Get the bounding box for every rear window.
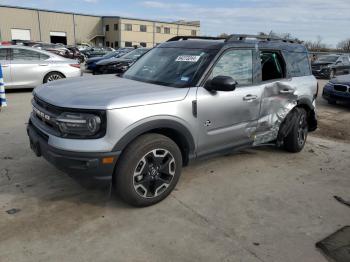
[283,51,311,77]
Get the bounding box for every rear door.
[10,48,49,88]
[254,50,297,145]
[0,48,12,86]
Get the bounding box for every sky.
[0,0,349,47]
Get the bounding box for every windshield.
[317,55,339,63]
[123,47,216,87]
[103,51,119,59]
[122,49,149,60]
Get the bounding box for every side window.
[0,49,9,60]
[283,51,311,77]
[12,49,40,61]
[40,53,50,60]
[260,51,286,81]
[210,49,253,86]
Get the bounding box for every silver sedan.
[0,46,82,89]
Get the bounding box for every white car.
[0,46,82,89]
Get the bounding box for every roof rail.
[225,34,302,44]
[167,36,226,42]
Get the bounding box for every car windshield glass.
[317,56,339,63]
[122,49,149,60]
[103,51,118,59]
[123,47,216,87]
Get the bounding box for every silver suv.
[27,35,318,207]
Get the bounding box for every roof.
[0,4,200,27]
[160,36,308,52]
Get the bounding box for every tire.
[327,99,336,105]
[284,108,308,153]
[115,134,182,207]
[43,72,65,83]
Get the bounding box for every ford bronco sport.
[27,35,318,207]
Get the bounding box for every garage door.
[11,29,31,40]
[50,31,67,45]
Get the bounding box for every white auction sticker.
[176,55,201,62]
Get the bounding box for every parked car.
[76,43,92,51]
[312,54,350,79]
[27,35,317,207]
[322,74,350,104]
[33,43,73,59]
[0,46,82,89]
[81,47,115,59]
[93,48,150,74]
[66,46,85,63]
[85,48,134,71]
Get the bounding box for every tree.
[337,39,350,52]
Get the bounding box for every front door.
[196,49,263,157]
[10,48,45,88]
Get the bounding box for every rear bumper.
[27,122,120,187]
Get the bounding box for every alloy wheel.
[297,114,308,147]
[47,74,63,82]
[133,149,176,198]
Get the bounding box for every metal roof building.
[0,5,200,48]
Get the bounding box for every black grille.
[32,96,62,136]
[333,85,348,93]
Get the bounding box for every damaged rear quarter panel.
[253,75,317,145]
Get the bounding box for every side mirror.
[205,76,237,92]
[335,61,342,65]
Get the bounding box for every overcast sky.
[1,0,349,47]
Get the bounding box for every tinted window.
[125,24,132,31]
[164,27,170,34]
[0,49,9,60]
[12,48,41,60]
[125,41,132,47]
[284,51,311,77]
[140,25,147,32]
[39,53,50,60]
[261,51,285,81]
[211,49,253,85]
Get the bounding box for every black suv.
[312,54,350,79]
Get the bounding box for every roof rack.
[225,34,302,44]
[167,36,226,42]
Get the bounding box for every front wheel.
[284,108,308,153]
[115,134,182,207]
[43,72,64,83]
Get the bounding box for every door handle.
[279,89,294,94]
[1,64,9,68]
[243,95,258,102]
[39,64,49,66]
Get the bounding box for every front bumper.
[27,122,120,186]
[322,85,350,102]
[312,68,330,79]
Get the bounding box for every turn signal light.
[102,157,114,164]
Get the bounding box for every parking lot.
[0,79,349,262]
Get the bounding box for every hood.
[33,75,189,110]
[330,74,350,85]
[312,61,334,66]
[97,57,131,66]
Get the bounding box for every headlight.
[56,112,101,136]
